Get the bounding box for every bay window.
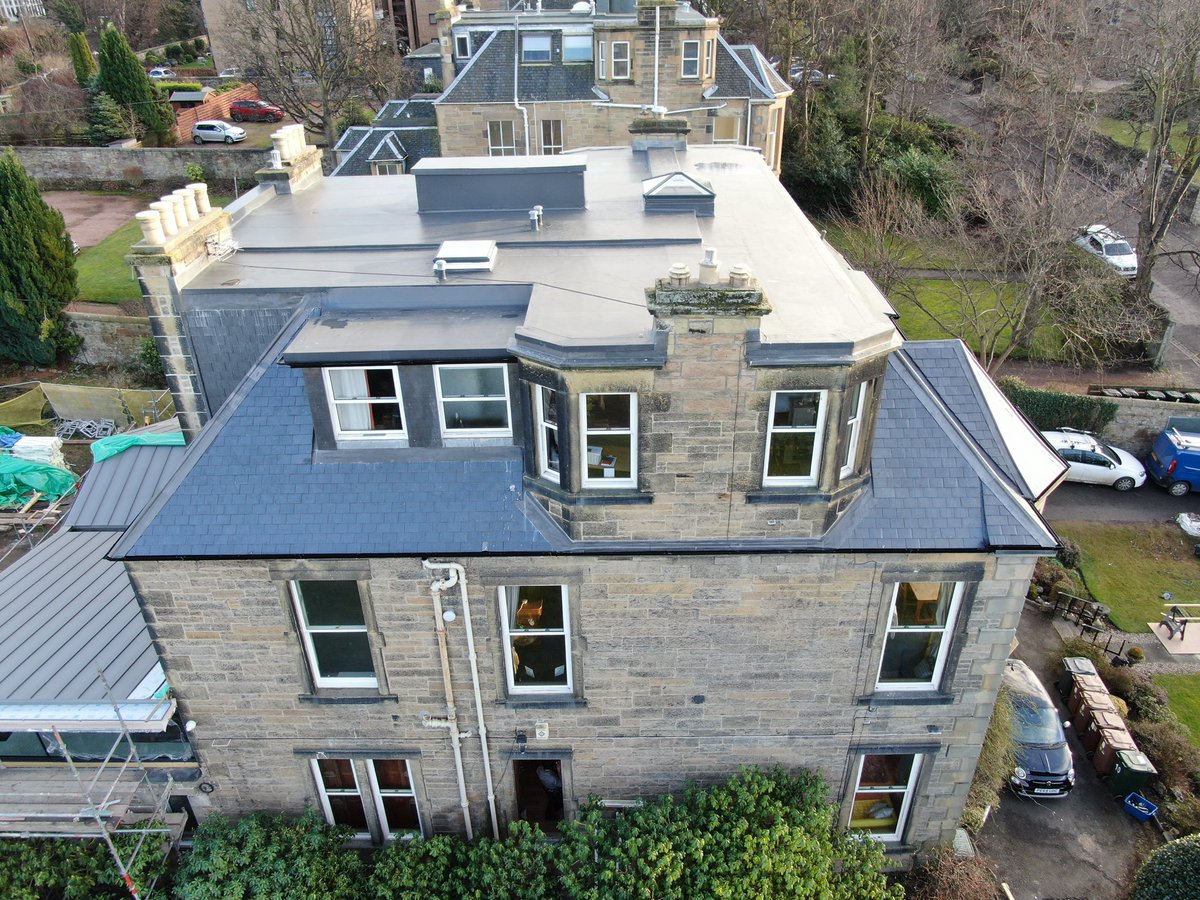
[840,381,870,477]
[763,390,826,486]
[876,582,963,689]
[534,385,561,482]
[681,40,700,78]
[612,42,630,79]
[499,585,573,694]
[323,366,404,440]
[581,392,636,488]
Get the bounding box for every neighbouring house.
[115,117,1067,857]
[433,0,791,172]
[331,97,440,176]
[0,0,45,23]
[0,439,197,858]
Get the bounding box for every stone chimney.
[255,123,323,195]
[637,0,677,27]
[648,254,768,320]
[126,182,231,439]
[436,2,461,89]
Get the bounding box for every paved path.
[44,191,144,250]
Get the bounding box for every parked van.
[1147,422,1200,497]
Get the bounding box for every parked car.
[147,67,176,79]
[191,120,247,144]
[1073,224,1138,278]
[229,99,284,123]
[1147,426,1200,497]
[218,68,244,79]
[788,64,832,84]
[1041,428,1146,491]
[1004,658,1075,798]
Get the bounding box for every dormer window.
[522,34,552,63]
[455,32,471,58]
[763,390,826,486]
[435,364,512,437]
[323,366,405,440]
[562,34,593,63]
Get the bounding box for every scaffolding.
[0,686,188,899]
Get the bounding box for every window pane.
[772,392,820,428]
[317,758,358,791]
[587,434,631,479]
[329,369,368,400]
[543,426,560,472]
[328,794,368,830]
[311,632,375,679]
[523,35,551,61]
[879,631,943,683]
[893,583,954,627]
[586,394,630,429]
[859,754,914,788]
[444,399,509,430]
[510,586,565,629]
[382,794,421,832]
[766,431,815,478]
[852,790,905,833]
[298,581,365,627]
[373,759,412,791]
[539,387,558,425]
[512,635,568,685]
[364,368,397,398]
[562,35,592,61]
[439,366,505,398]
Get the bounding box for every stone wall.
[11,145,269,191]
[128,548,1036,849]
[67,310,152,367]
[1102,394,1200,455]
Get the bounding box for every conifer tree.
[0,151,78,365]
[97,24,174,144]
[68,32,96,88]
[87,91,133,145]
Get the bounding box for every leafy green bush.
[175,810,364,900]
[336,103,373,138]
[1164,795,1200,836]
[997,377,1118,433]
[0,835,168,899]
[369,821,555,900]
[962,686,1016,833]
[164,43,183,60]
[185,162,205,182]
[1130,833,1200,899]
[193,38,208,54]
[1057,537,1082,570]
[157,81,203,93]
[1129,720,1200,796]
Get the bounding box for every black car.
[1004,658,1075,798]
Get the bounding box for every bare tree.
[221,0,396,146]
[1125,0,1200,302]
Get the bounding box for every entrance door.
[513,759,565,831]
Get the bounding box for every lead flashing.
[510,329,668,369]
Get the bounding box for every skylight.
[434,240,498,272]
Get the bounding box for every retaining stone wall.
[1102,394,1200,455]
[11,145,269,191]
[67,310,152,367]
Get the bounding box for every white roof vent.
[434,240,498,273]
[570,1,592,12]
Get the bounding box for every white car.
[1041,428,1146,491]
[147,67,176,79]
[218,68,243,79]
[192,120,247,144]
[1073,225,1138,278]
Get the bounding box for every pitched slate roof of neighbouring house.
[330,126,441,176]
[710,37,790,101]
[439,30,603,104]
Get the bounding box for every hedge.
[1130,833,1200,900]
[998,377,1118,433]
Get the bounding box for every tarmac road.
[1044,481,1199,524]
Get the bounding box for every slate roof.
[0,444,183,721]
[117,318,555,559]
[330,124,441,177]
[440,31,601,104]
[711,37,790,101]
[377,98,438,125]
[825,347,1057,551]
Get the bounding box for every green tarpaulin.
[0,456,78,508]
[91,432,186,462]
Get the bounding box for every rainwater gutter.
[513,15,532,154]
[653,5,661,110]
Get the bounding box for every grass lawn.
[1155,675,1200,741]
[820,222,975,270]
[890,278,1067,362]
[1055,522,1200,632]
[75,194,236,305]
[1095,117,1194,156]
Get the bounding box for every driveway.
[44,191,145,250]
[1044,481,1196,524]
[975,609,1152,899]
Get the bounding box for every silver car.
[1073,225,1138,278]
[192,120,247,144]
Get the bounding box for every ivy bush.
[997,377,1118,433]
[1130,833,1200,899]
[961,686,1016,834]
[174,810,363,900]
[0,835,168,899]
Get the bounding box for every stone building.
[116,120,1066,857]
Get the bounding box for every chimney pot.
[728,263,751,287]
[150,201,178,237]
[135,210,166,245]
[174,188,199,222]
[186,182,211,214]
[699,247,719,285]
[669,262,691,287]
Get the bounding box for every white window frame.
[434,363,512,438]
[597,41,606,79]
[611,41,630,79]
[850,753,923,843]
[704,38,715,78]
[762,389,827,486]
[681,40,700,78]
[290,581,378,690]
[541,118,563,155]
[487,120,517,156]
[768,105,783,169]
[321,366,405,441]
[840,381,869,478]
[522,33,552,63]
[875,582,964,691]
[498,586,573,696]
[712,115,741,143]
[581,392,637,489]
[367,759,423,841]
[534,384,561,482]
[372,161,402,176]
[454,32,471,58]
[562,34,593,63]
[311,758,371,839]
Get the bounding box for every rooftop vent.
[434,240,498,273]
